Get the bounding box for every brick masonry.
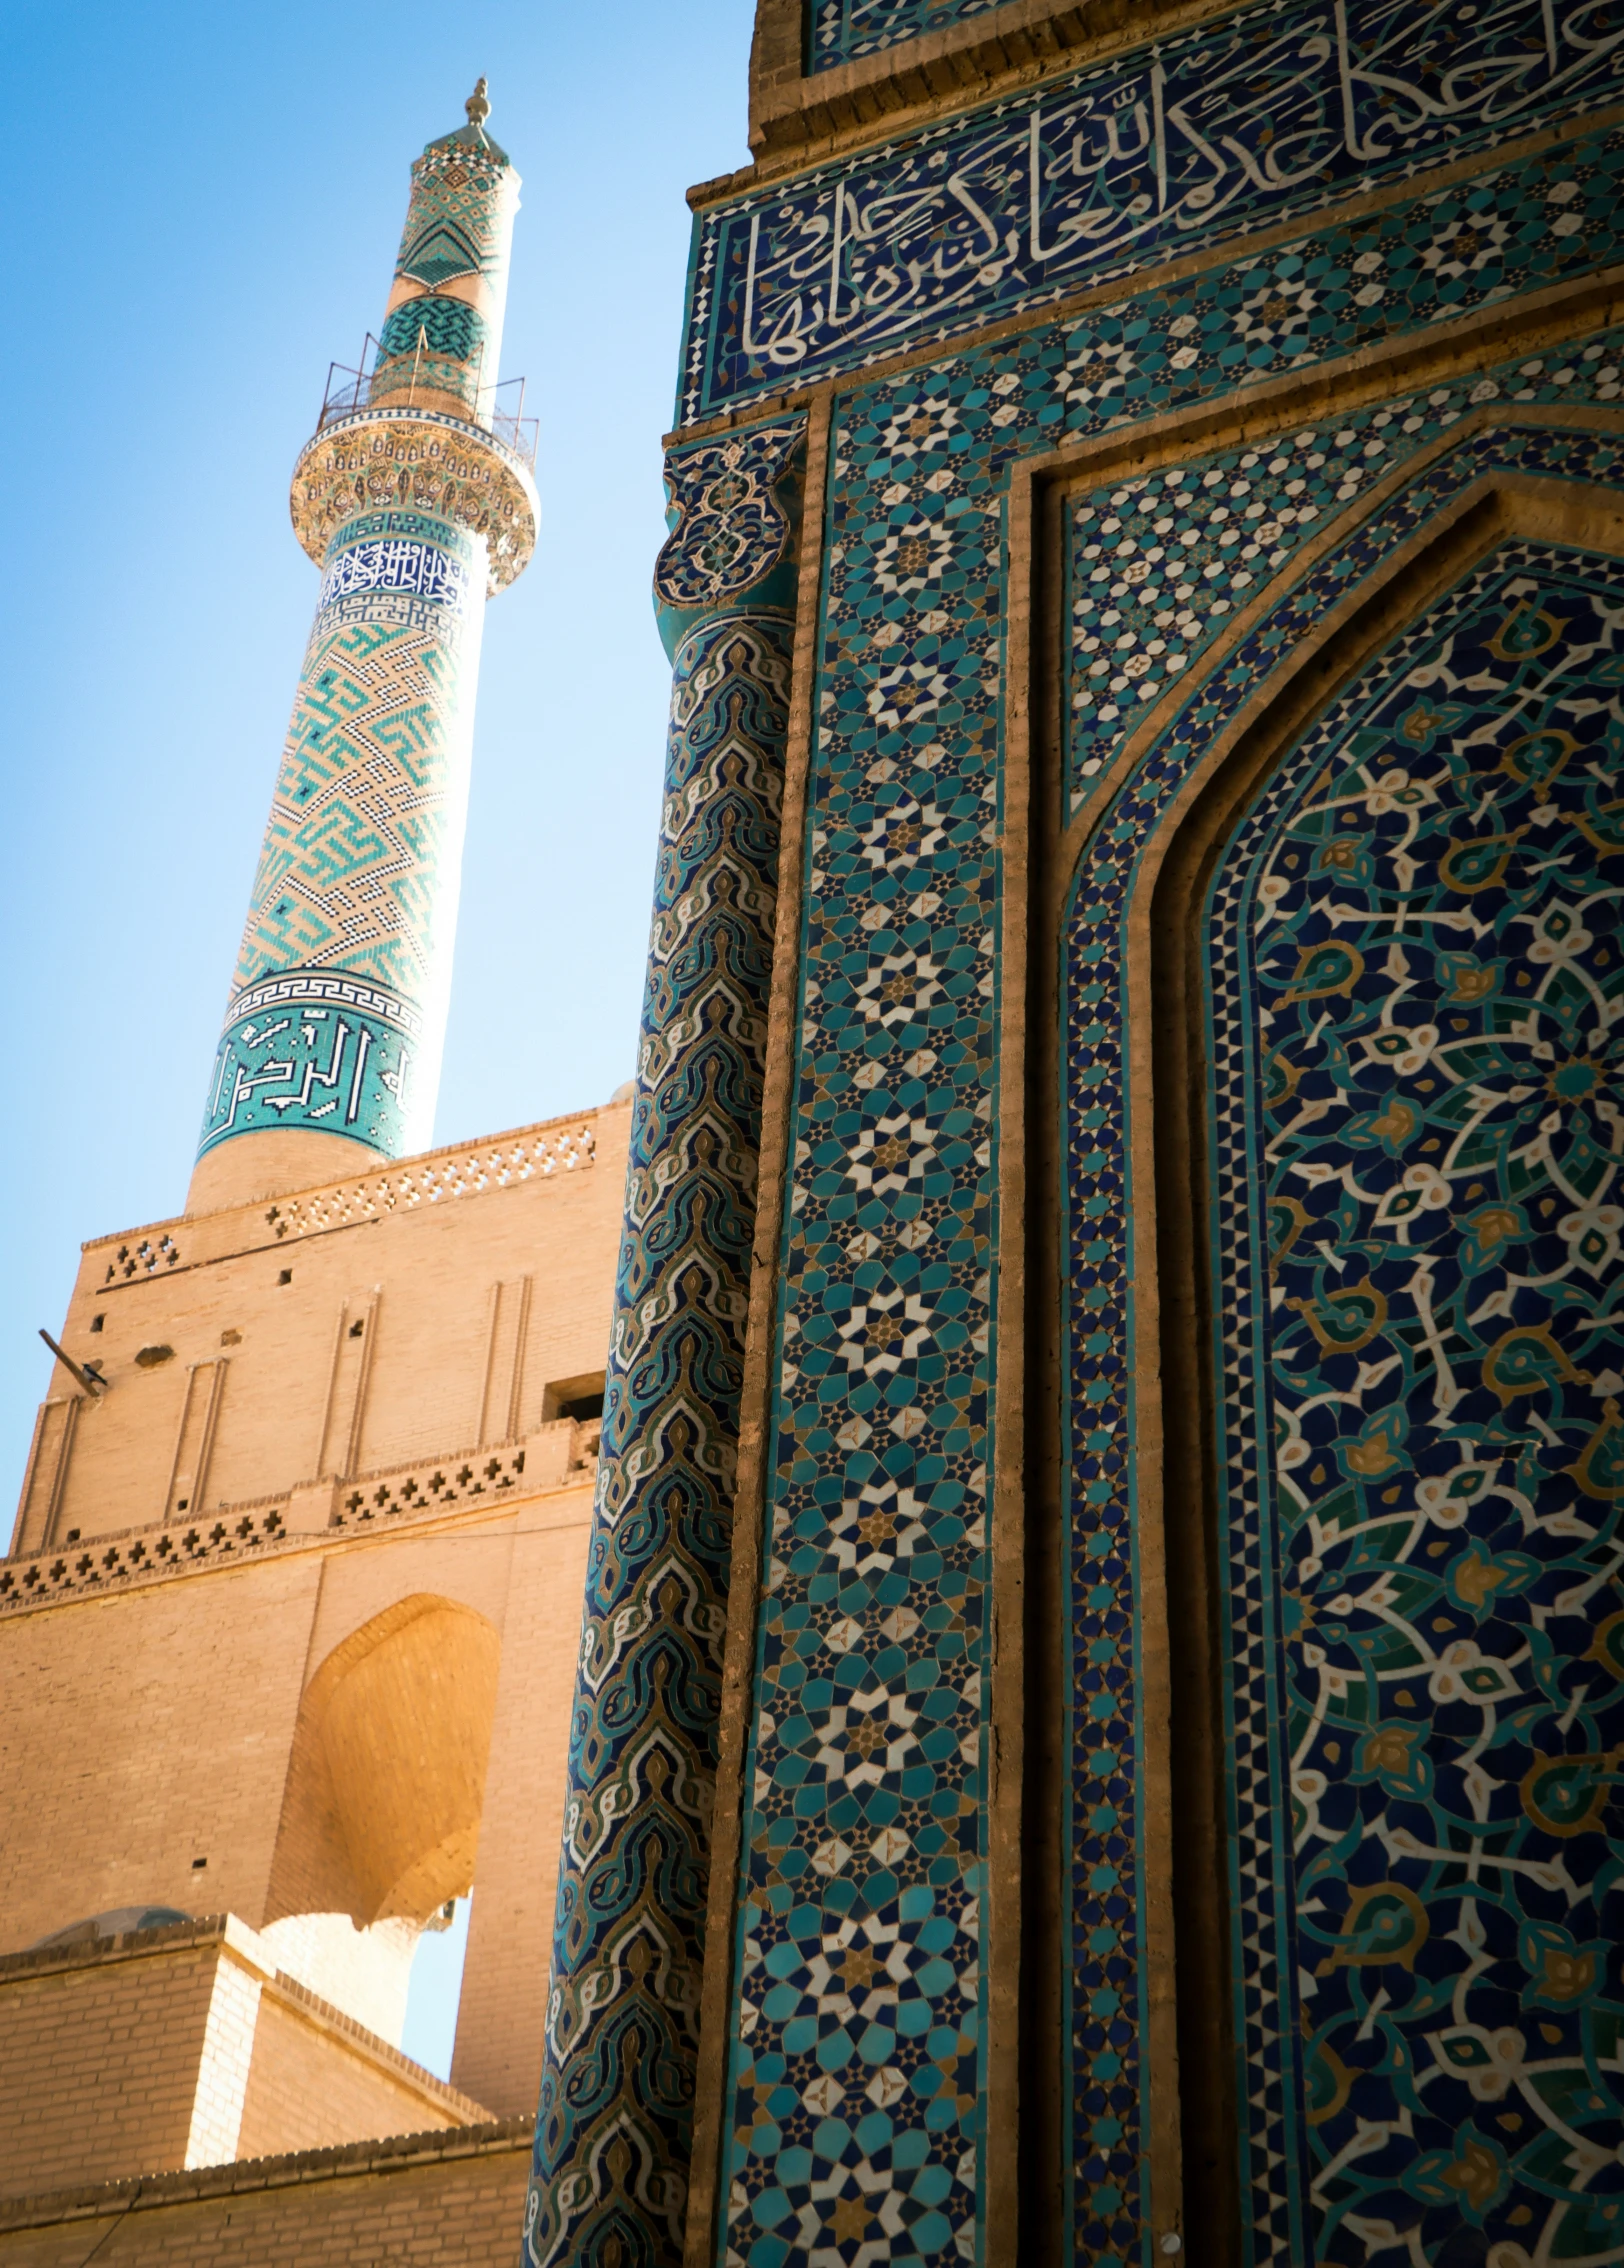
[0,2122,534,2267]
[0,1920,487,2204]
[0,1101,627,2200]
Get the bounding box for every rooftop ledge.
[0,1912,492,2130]
[1,1417,601,1612]
[0,2115,535,2232]
[84,1104,615,1266]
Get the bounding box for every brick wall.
[12,1104,628,1551]
[0,1931,223,2198]
[0,1562,322,1951]
[0,1921,490,2204]
[186,1944,262,2169]
[0,1493,593,2123]
[0,1104,620,2210]
[452,1497,593,2116]
[236,1981,476,2161]
[0,2123,533,2267]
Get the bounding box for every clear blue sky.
[0,0,755,1510]
[402,1892,471,2080]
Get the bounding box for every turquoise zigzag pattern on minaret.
[197,507,485,1162]
[195,86,534,1172]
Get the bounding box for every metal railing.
[313,334,538,470]
[485,379,538,465]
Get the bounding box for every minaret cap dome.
[425,77,510,167]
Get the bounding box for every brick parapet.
[0,1916,488,2127]
[85,1110,601,1275]
[0,2117,534,2230]
[0,1434,597,1613]
[255,1970,489,2124]
[16,1098,628,1558]
[0,1916,250,1990]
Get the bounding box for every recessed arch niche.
[265,1592,501,1930]
[1121,475,1624,2265]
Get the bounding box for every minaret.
[188,80,537,1212]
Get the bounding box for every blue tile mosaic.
[683,0,1624,417]
[199,505,487,1164]
[200,89,528,1168]
[704,114,1624,2262]
[1206,537,1624,2267]
[527,419,805,2268]
[709,381,1007,2254]
[809,0,1001,73]
[1065,353,1624,809]
[509,46,1624,2260]
[1064,422,1624,2264]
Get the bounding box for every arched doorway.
[1053,450,1624,2264]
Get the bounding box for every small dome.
[29,1906,193,1951]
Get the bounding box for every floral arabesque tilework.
[1067,344,1624,807]
[710,122,1624,2268]
[1208,538,1624,2268]
[1063,423,1624,2268]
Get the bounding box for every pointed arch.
[1054,438,1624,2261]
[265,1593,501,1930]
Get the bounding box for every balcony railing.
[314,335,538,471]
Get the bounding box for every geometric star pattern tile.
[716,157,1624,2244]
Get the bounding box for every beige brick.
[0,1108,620,2201]
[0,2123,534,2267]
[0,1924,491,2205]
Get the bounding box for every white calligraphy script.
[686,0,1624,415]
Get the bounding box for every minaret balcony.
[289,352,540,596]
[314,336,537,471]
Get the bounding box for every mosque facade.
[7,7,1624,2268]
[529,3,1624,2266]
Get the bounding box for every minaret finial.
[466,77,490,129]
